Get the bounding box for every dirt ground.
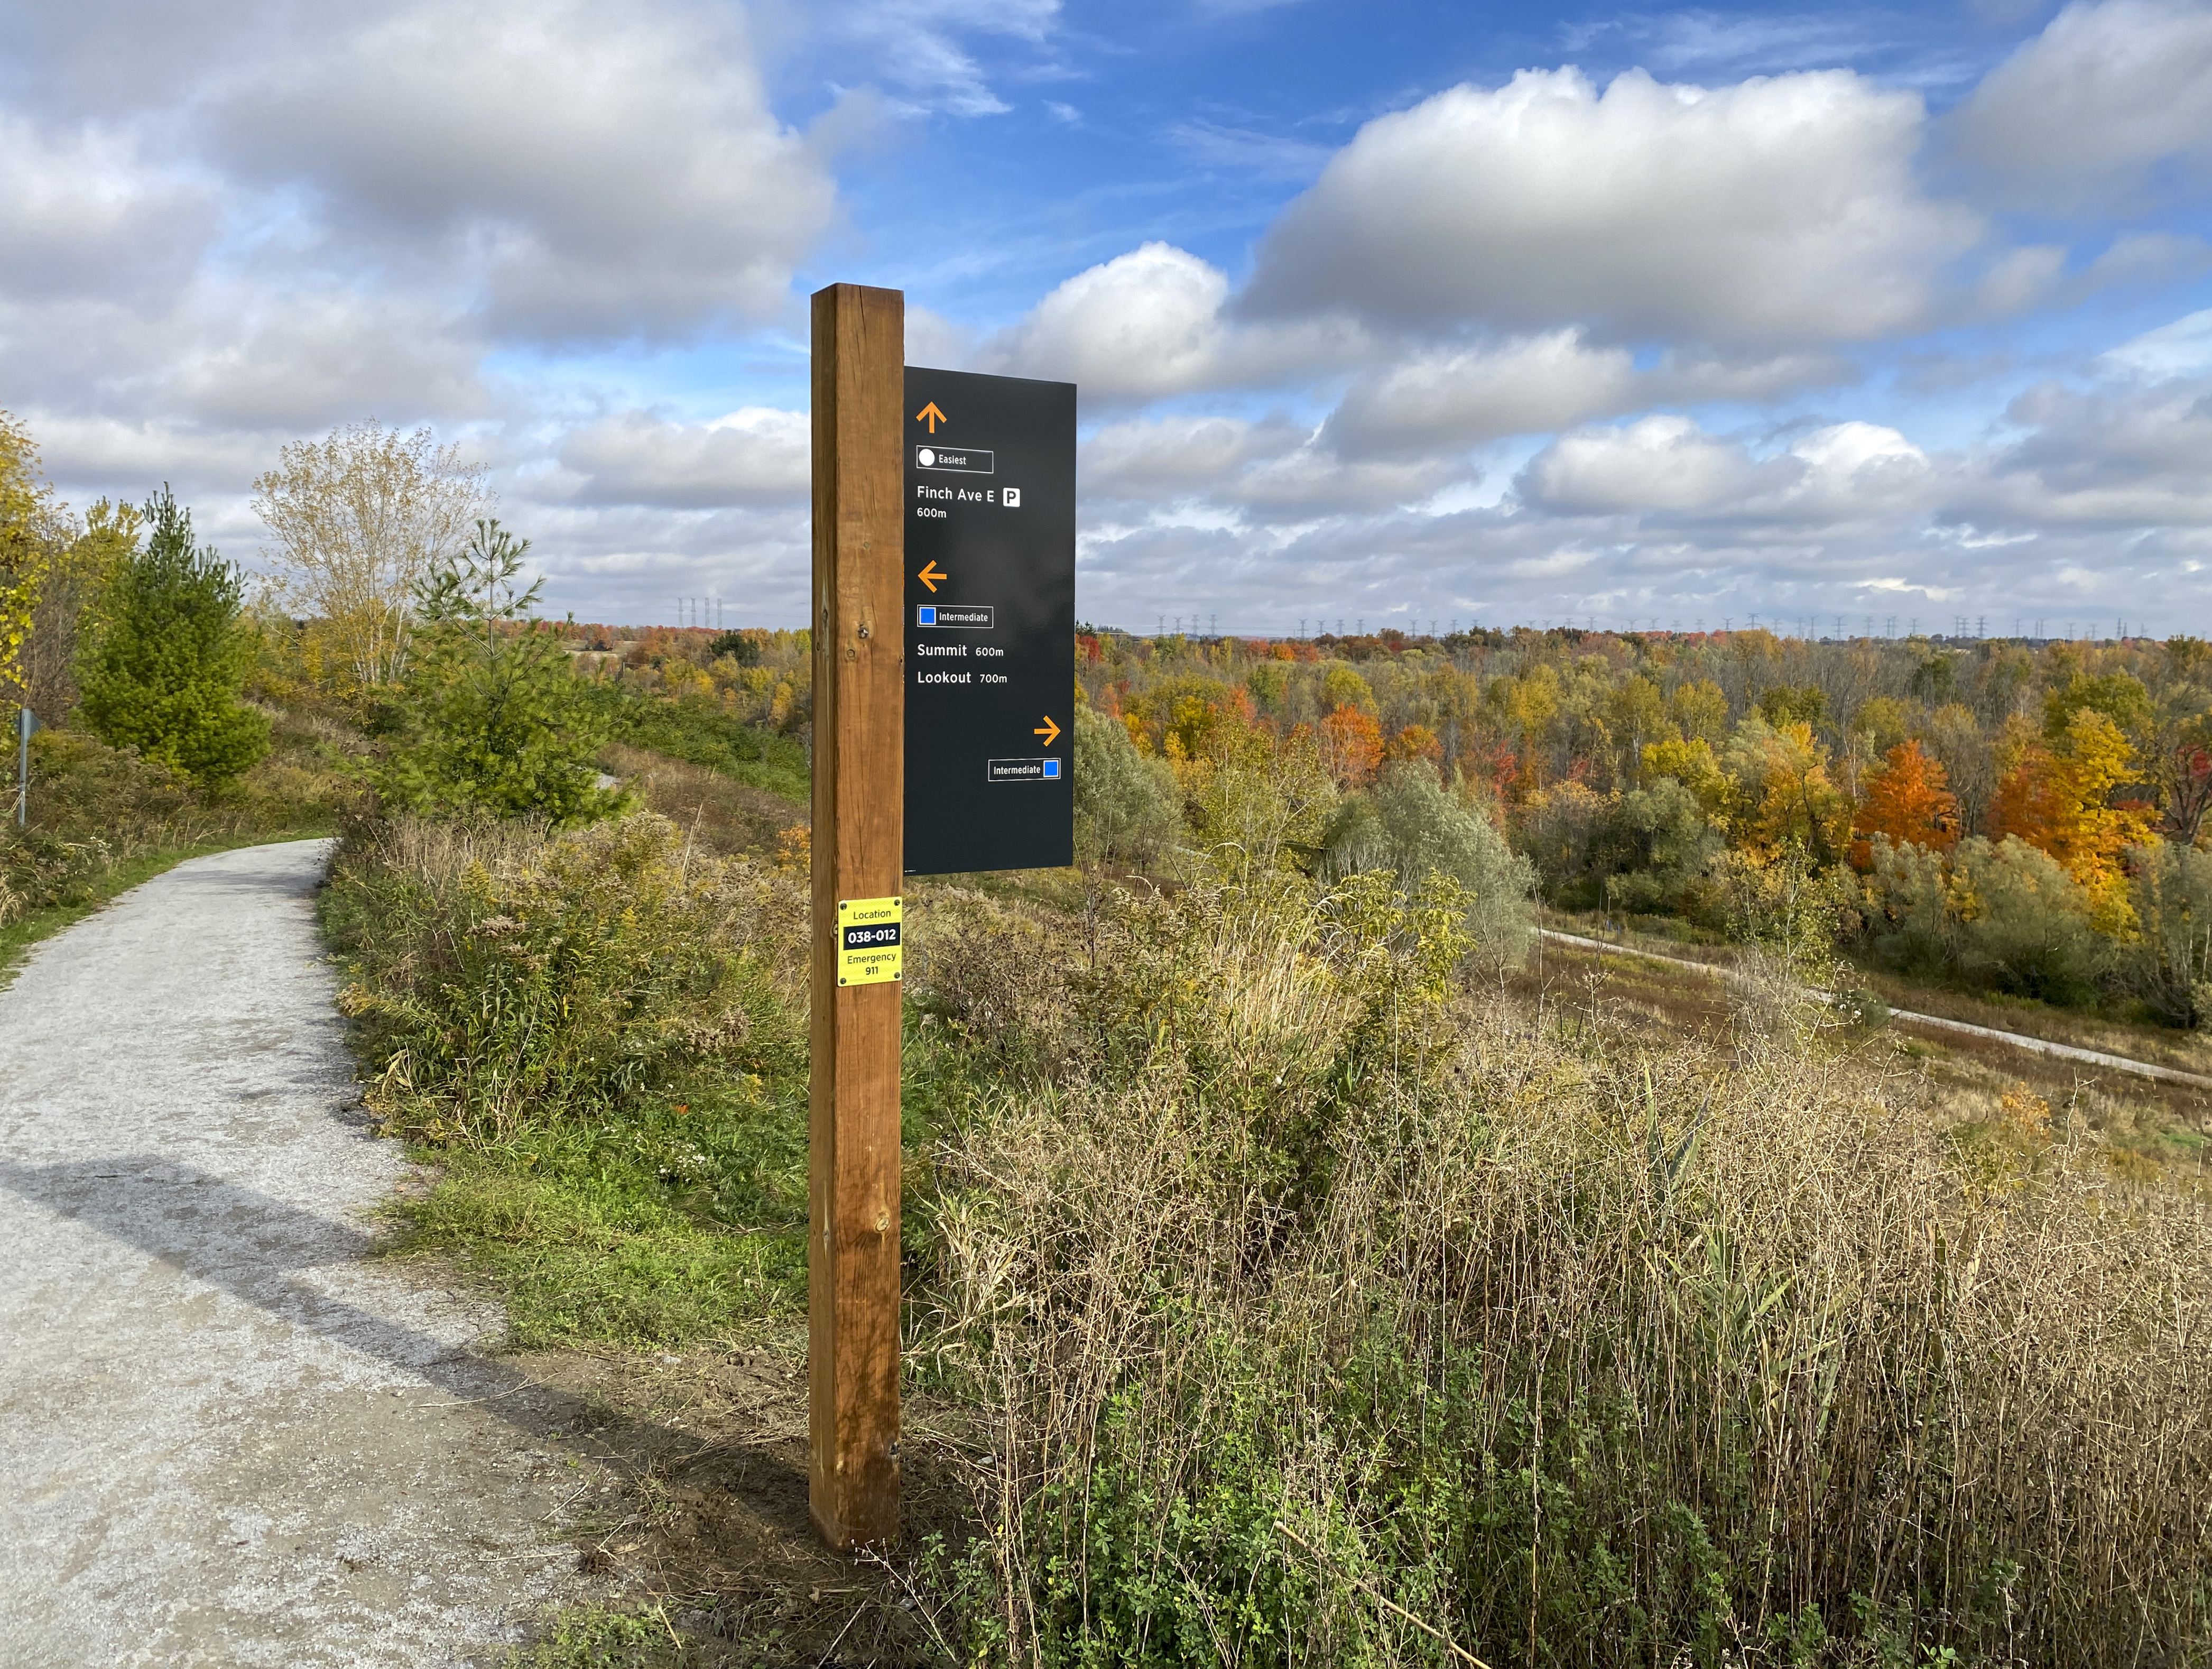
[495,1344,975,1666]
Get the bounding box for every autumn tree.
[1668,678,1730,745]
[1319,704,1384,788]
[1987,709,2156,930]
[252,421,490,690]
[0,409,70,712]
[1381,722,1443,766]
[2132,645,2212,842]
[2044,672,2153,745]
[1849,739,1959,869]
[1723,715,1850,866]
[25,498,140,717]
[1921,703,1998,834]
[1606,674,1670,781]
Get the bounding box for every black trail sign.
[903,366,1076,875]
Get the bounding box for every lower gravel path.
[0,841,601,1668]
[1541,927,2212,1090]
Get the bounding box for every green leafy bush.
[2122,840,2212,1026]
[329,812,804,1141]
[1073,705,1181,868]
[1868,835,2103,1003]
[1864,834,1953,976]
[322,812,816,1344]
[1606,776,1726,915]
[1322,760,1536,969]
[1954,836,2105,1002]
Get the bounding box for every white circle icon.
[917,448,935,468]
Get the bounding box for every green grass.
[0,829,331,987]
[503,1602,695,1668]
[586,685,809,804]
[380,1009,977,1350]
[385,1081,813,1348]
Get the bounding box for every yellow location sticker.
[837,897,903,988]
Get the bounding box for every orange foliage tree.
[1987,709,2157,927]
[1381,723,1443,766]
[1319,704,1384,788]
[1849,740,1959,869]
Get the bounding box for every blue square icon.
[1042,758,1061,779]
[917,605,937,625]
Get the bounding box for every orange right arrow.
[917,561,945,593]
[1034,715,1060,746]
[915,401,947,433]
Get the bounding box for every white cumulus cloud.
[1242,66,1983,347]
[208,0,841,343]
[1952,0,2212,211]
[548,408,812,509]
[980,242,1371,401]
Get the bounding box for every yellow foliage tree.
[25,497,141,715]
[1668,677,1730,745]
[252,421,490,690]
[1723,715,1851,866]
[1642,735,1733,824]
[0,410,69,712]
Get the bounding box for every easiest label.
[915,445,994,474]
[836,896,903,988]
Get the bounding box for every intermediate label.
[836,897,904,988]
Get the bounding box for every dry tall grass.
[913,863,2212,1666]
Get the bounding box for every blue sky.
[6,0,2211,634]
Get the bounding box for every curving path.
[0,842,599,1667]
[1542,927,2212,1090]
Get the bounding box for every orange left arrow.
[1034,715,1060,746]
[915,401,947,433]
[917,561,946,593]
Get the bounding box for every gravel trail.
[0,841,601,1668]
[1541,927,2212,1089]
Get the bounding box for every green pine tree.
[377,519,628,829]
[78,485,270,784]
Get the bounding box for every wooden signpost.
[808,282,1076,1550]
[808,282,907,1550]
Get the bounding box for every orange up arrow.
[915,401,947,433]
[1033,715,1061,746]
[916,561,946,593]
